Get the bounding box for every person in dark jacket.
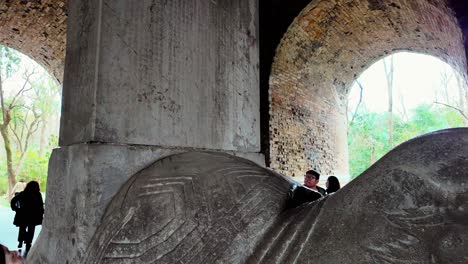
[287,170,326,207]
[287,183,323,208]
[325,176,341,194]
[10,181,44,253]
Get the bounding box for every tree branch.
[0,67,6,127]
[350,80,364,124]
[8,69,36,110]
[11,121,23,152]
[14,111,42,176]
[434,101,468,120]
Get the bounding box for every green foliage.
[0,46,21,79]
[0,149,48,195]
[0,45,61,196]
[0,145,53,195]
[16,149,50,192]
[348,104,464,179]
[0,176,7,197]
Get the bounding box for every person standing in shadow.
[325,176,341,194]
[10,181,44,254]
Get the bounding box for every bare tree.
[0,46,20,198]
[370,145,376,164]
[397,91,408,122]
[0,53,43,198]
[38,121,47,156]
[35,78,61,156]
[438,69,453,104]
[433,69,468,125]
[348,79,365,125]
[383,55,394,148]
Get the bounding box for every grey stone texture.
[70,128,467,264]
[27,145,264,264]
[60,0,260,152]
[28,144,182,263]
[83,152,290,264]
[250,128,468,263]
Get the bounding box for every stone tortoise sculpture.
[84,128,468,263]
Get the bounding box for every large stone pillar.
[61,0,260,151]
[29,1,261,263]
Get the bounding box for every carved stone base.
[83,129,468,263]
[27,144,264,264]
[29,129,468,263]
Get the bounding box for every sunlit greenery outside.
[0,45,61,201]
[347,52,467,179]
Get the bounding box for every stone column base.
[27,144,264,263]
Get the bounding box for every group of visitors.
[288,169,341,207]
[1,180,44,263]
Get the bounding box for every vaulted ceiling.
[0,0,67,83]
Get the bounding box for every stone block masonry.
[0,0,67,83]
[60,0,261,152]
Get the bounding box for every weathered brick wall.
[270,0,467,181]
[0,0,67,83]
[0,0,465,183]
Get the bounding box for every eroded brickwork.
[270,0,467,180]
[0,0,67,82]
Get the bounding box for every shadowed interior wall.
[0,0,67,83]
[269,0,467,182]
[259,0,312,166]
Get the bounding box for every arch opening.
[348,51,468,179]
[268,0,468,187]
[0,45,61,250]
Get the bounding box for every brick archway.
[0,0,67,83]
[269,0,467,183]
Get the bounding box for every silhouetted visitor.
[304,170,326,196]
[10,181,44,254]
[326,176,341,194]
[0,243,24,264]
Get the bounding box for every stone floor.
[0,205,41,250]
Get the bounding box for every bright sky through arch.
[348,52,463,117]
